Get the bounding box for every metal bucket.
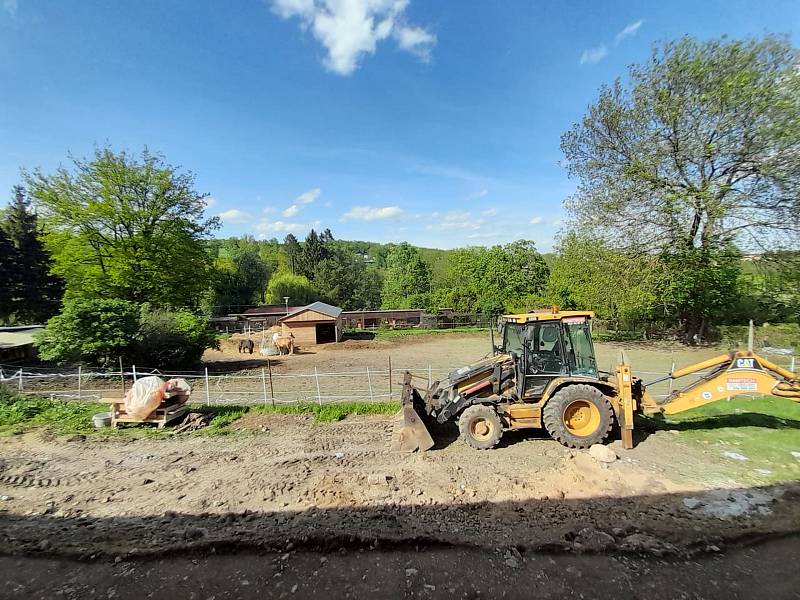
[92,411,112,428]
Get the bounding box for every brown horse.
[274,333,295,355]
[238,339,254,354]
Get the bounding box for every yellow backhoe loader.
[391,309,800,452]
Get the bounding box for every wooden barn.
[279,302,343,345]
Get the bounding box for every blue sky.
[1,1,798,250]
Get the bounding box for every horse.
[238,339,254,354]
[274,332,295,355]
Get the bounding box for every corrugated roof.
[0,327,42,349]
[240,305,303,316]
[280,301,342,321]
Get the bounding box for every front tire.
[458,404,503,450]
[543,384,613,448]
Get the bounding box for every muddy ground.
[1,414,798,562]
[4,537,799,599]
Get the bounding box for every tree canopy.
[0,186,62,323]
[381,243,432,309]
[25,148,218,309]
[561,35,800,338]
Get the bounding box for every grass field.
[0,388,399,437]
[652,395,800,484]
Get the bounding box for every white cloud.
[263,206,277,214]
[217,209,250,223]
[255,219,321,233]
[394,24,436,62]
[204,196,217,208]
[482,207,497,217]
[296,187,321,204]
[323,200,333,208]
[343,205,404,221]
[270,0,436,75]
[615,19,644,45]
[283,204,300,217]
[3,0,17,16]
[427,211,484,231]
[580,44,608,65]
[530,216,544,225]
[466,188,489,201]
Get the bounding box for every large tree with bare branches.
[561,35,800,338]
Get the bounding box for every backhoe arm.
[638,351,800,415]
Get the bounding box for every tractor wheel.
[543,384,613,449]
[458,404,503,450]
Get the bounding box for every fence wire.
[1,350,796,406]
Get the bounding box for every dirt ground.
[196,332,728,402]
[4,537,799,599]
[0,415,798,560]
[4,333,800,597]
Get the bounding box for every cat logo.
[730,357,762,371]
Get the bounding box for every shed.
[279,302,343,345]
[0,326,43,362]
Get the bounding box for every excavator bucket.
[390,405,434,452]
[389,373,435,453]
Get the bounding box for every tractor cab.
[497,310,598,399]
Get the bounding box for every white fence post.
[132,364,137,383]
[366,366,374,402]
[77,366,82,401]
[204,367,211,405]
[314,366,322,406]
[18,369,23,392]
[261,368,268,406]
[668,360,675,396]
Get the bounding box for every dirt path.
[3,536,799,599]
[1,417,798,560]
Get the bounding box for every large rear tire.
[458,404,503,450]
[543,384,613,449]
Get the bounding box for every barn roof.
[280,301,342,322]
[237,305,304,316]
[0,326,43,349]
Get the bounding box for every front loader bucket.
[390,372,435,452]
[390,405,435,452]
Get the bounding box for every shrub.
[132,309,219,369]
[35,299,141,366]
[35,299,219,369]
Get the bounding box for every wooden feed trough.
[107,397,188,428]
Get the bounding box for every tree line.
[1,33,798,367]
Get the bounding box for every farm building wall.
[282,322,318,346]
[280,314,343,345]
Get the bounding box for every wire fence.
[0,361,451,406]
[1,348,796,407]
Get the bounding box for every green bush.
[35,299,219,369]
[133,309,219,369]
[35,299,141,366]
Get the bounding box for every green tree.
[298,229,329,280]
[439,241,549,315]
[381,243,432,309]
[283,233,301,274]
[133,308,219,369]
[561,35,800,338]
[35,299,141,366]
[547,233,660,326]
[25,148,218,309]
[0,227,19,322]
[659,244,742,340]
[314,245,381,309]
[265,272,319,305]
[1,186,62,322]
